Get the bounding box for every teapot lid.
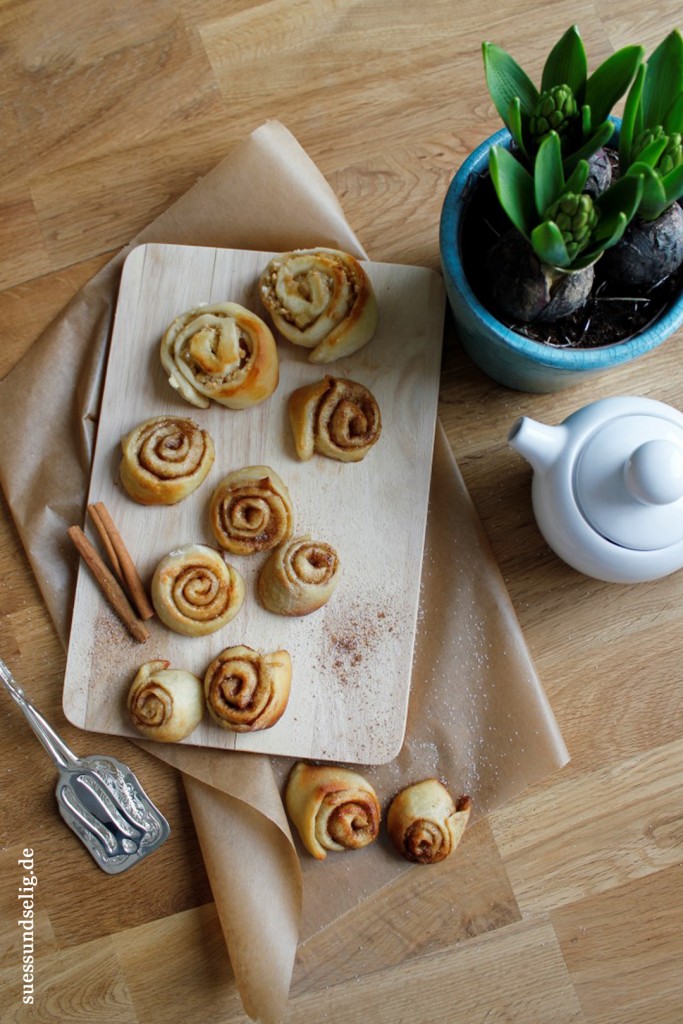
[575,414,683,551]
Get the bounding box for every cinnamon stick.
[87,503,122,578]
[87,502,155,621]
[67,526,150,643]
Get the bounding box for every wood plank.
[2,1,683,1023]
[285,917,585,1024]
[489,739,683,915]
[553,864,683,1024]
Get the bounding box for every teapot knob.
[624,439,683,506]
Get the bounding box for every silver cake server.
[0,657,170,873]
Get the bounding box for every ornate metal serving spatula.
[0,658,170,874]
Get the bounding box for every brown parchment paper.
[0,120,569,1023]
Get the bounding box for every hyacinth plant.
[485,132,643,322]
[601,28,683,286]
[483,25,643,174]
[490,132,643,270]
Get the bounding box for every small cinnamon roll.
[258,535,340,616]
[259,248,378,363]
[209,465,294,555]
[127,660,204,742]
[288,376,381,463]
[204,645,292,732]
[151,544,245,636]
[284,762,381,860]
[119,415,215,505]
[160,301,279,410]
[387,779,472,864]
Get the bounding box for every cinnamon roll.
[387,779,472,864]
[204,645,292,733]
[127,660,204,743]
[284,762,381,860]
[258,535,340,616]
[151,544,245,637]
[119,415,215,505]
[259,248,378,363]
[160,302,279,410]
[288,376,381,463]
[209,465,294,555]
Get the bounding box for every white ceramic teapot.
[508,395,683,583]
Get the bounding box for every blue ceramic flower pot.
[439,127,683,393]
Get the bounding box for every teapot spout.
[508,416,568,474]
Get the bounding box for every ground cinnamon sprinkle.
[327,603,398,681]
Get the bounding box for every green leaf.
[563,120,616,174]
[576,213,627,265]
[642,29,683,130]
[562,159,590,197]
[482,42,539,123]
[628,163,667,220]
[541,25,587,98]
[580,103,591,137]
[594,174,643,237]
[663,163,683,206]
[507,97,529,160]
[663,92,683,135]
[631,136,669,169]
[585,45,644,125]
[489,145,537,238]
[530,221,571,268]
[619,62,646,165]
[534,132,564,217]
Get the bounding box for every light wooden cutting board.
[63,242,445,764]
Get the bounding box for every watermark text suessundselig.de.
[17,848,37,1005]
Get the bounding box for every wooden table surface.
[1,2,682,1022]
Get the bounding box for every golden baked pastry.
[151,544,245,636]
[259,248,378,363]
[209,465,294,555]
[258,535,340,616]
[204,645,292,732]
[288,376,381,463]
[284,762,381,860]
[127,660,204,743]
[160,301,279,410]
[387,779,472,864]
[119,415,215,505]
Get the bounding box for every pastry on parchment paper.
[387,778,472,864]
[151,543,245,637]
[284,762,381,860]
[204,645,292,733]
[288,376,381,463]
[259,247,378,363]
[160,301,279,410]
[258,534,340,616]
[119,415,215,505]
[209,465,294,556]
[127,660,204,743]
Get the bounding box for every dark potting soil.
[459,168,683,349]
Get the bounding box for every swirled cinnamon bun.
[288,376,381,463]
[284,763,381,860]
[127,660,204,742]
[204,645,292,733]
[209,465,294,555]
[160,302,279,410]
[387,780,472,864]
[259,248,378,363]
[258,535,340,616]
[151,544,245,637]
[119,415,215,505]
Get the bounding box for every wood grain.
[1,1,683,1022]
